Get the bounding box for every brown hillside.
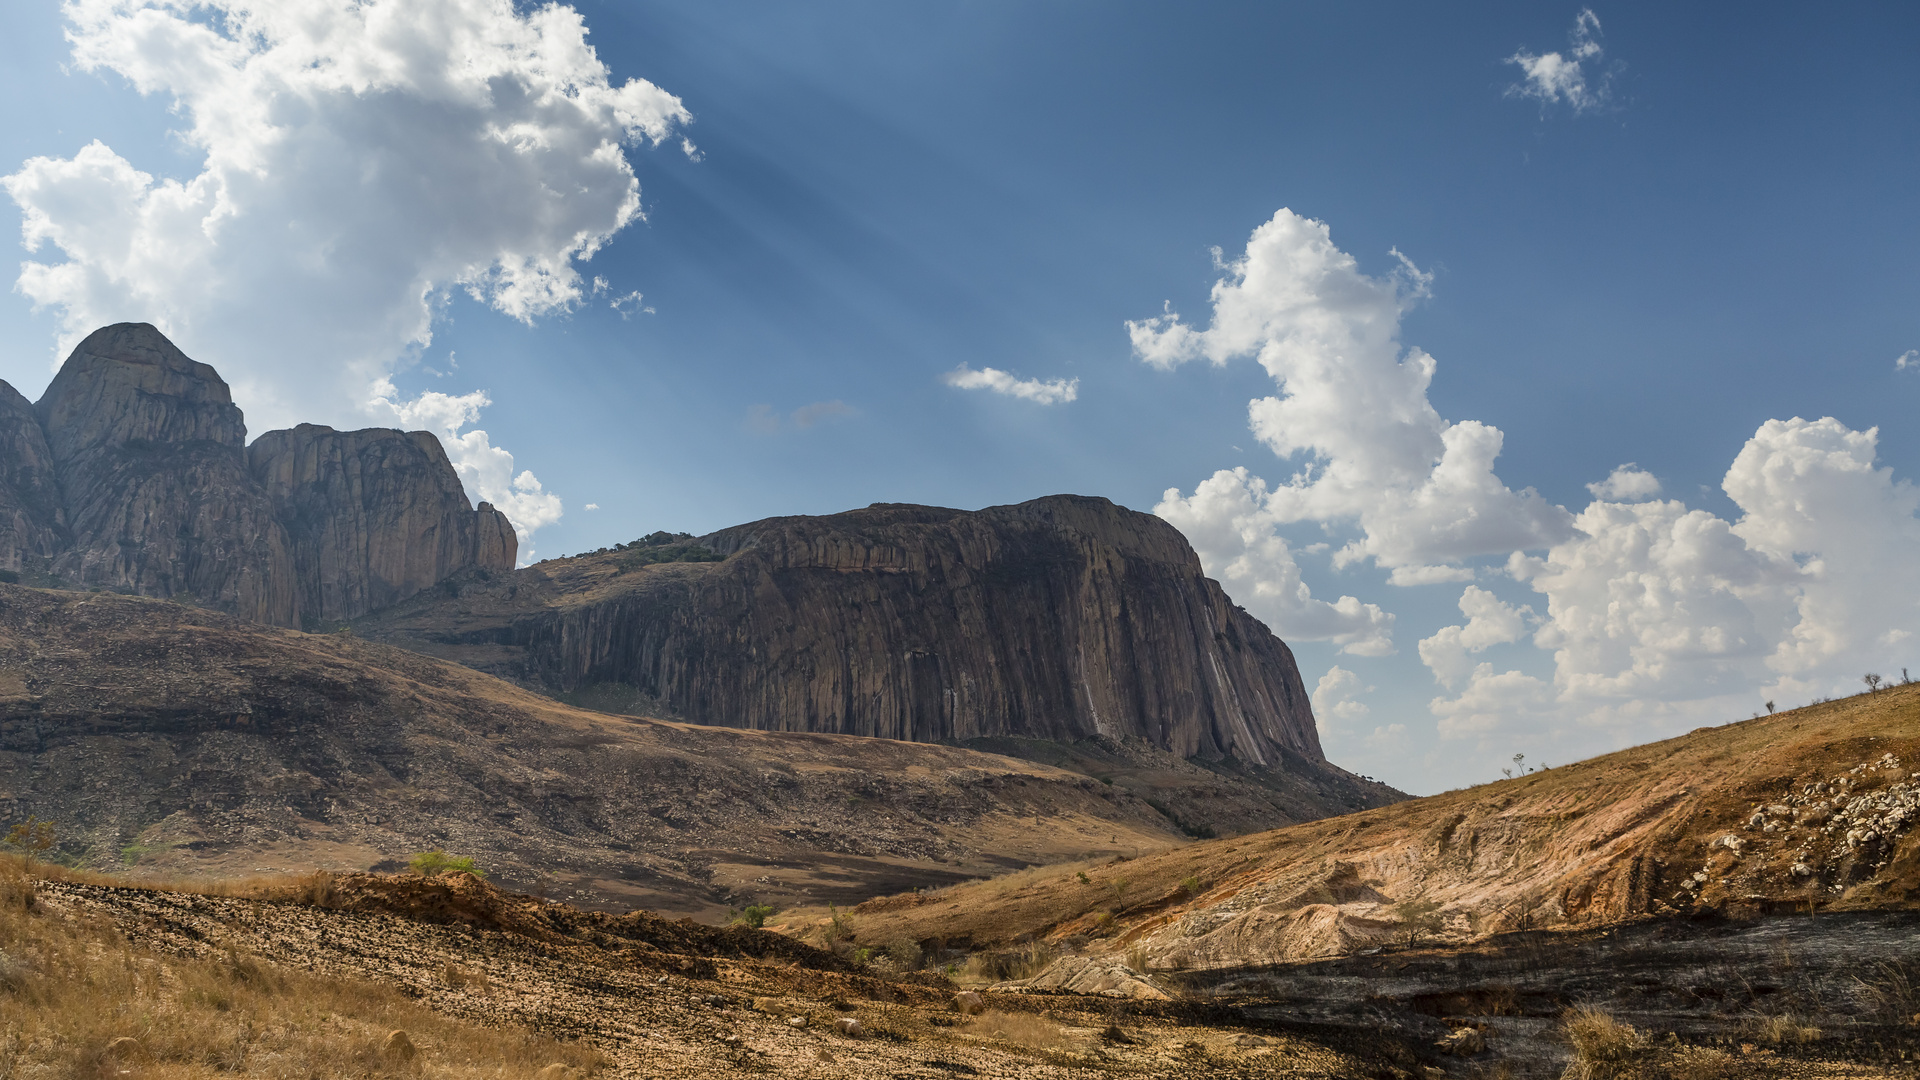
[834,687,1920,969]
[0,584,1206,918]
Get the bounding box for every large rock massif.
[363,497,1324,771]
[0,324,514,625]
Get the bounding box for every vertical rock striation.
[36,325,297,623]
[0,381,64,571]
[249,425,517,623]
[396,496,1320,766]
[0,323,515,624]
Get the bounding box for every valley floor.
[6,865,1916,1079]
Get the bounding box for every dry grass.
[1854,960,1919,1023]
[825,683,1920,960]
[1663,1045,1738,1080]
[964,1010,1077,1052]
[0,857,602,1079]
[1560,1005,1643,1080]
[1746,1013,1821,1045]
[964,942,1055,983]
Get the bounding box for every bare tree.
[1864,673,1884,693]
[1765,700,1776,714]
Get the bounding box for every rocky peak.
[36,323,247,463]
[0,324,517,624]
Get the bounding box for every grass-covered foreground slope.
[836,686,1920,968]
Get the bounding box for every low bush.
[409,850,486,879]
[732,903,777,929]
[965,942,1055,982]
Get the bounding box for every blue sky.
[1,2,1916,793]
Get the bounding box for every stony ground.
[31,874,1398,1080]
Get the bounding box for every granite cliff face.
[361,496,1324,771]
[0,381,63,570]
[0,323,514,623]
[249,424,515,623]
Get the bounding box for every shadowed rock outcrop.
[36,325,296,623]
[361,496,1323,770]
[0,323,515,624]
[249,424,517,623]
[0,381,64,570]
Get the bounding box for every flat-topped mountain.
[359,496,1338,776]
[0,324,514,625]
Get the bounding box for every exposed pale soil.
[838,687,1920,966]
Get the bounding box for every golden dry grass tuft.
[965,1010,1077,1052]
[0,856,602,1079]
[1663,1045,1739,1080]
[1746,1013,1821,1045]
[1559,1005,1643,1080]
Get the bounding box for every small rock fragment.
[788,1015,808,1028]
[1437,1027,1486,1056]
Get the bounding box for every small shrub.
[826,904,854,945]
[885,939,924,970]
[1109,878,1131,903]
[1179,874,1203,897]
[1392,898,1445,945]
[732,903,777,929]
[850,946,873,966]
[1560,1006,1643,1080]
[3,817,55,858]
[1125,943,1150,972]
[409,850,486,879]
[966,943,1054,982]
[1075,871,1091,885]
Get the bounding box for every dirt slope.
[0,584,1208,918]
[836,687,1920,967]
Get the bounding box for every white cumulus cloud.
[1133,209,1573,580]
[1586,463,1661,501]
[3,0,692,549]
[1312,665,1372,732]
[1155,467,1395,656]
[1896,350,1918,371]
[1418,585,1533,690]
[1505,9,1612,115]
[943,363,1079,405]
[1140,207,1920,762]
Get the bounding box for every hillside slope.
[837,688,1920,969]
[0,585,1215,918]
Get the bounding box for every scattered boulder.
[833,1017,865,1038]
[787,1016,808,1028]
[380,1029,417,1062]
[953,990,985,1015]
